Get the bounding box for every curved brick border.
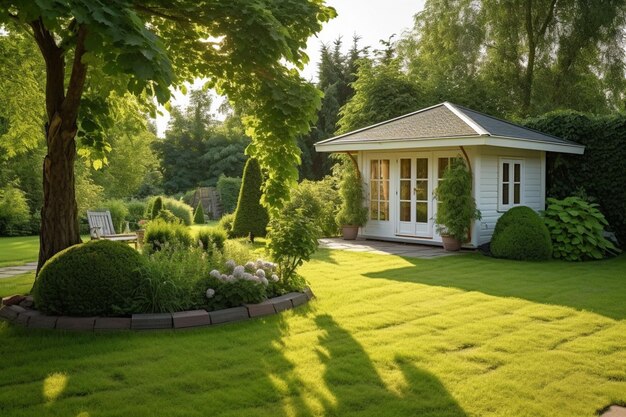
[0,287,314,332]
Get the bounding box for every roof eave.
[314,135,585,154]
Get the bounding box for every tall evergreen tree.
[299,37,366,180]
[232,158,269,238]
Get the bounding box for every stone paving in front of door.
[319,238,469,259]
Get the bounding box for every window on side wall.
[499,158,524,211]
[369,159,390,221]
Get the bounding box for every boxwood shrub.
[33,240,146,316]
[491,206,552,261]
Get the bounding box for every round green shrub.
[232,158,269,237]
[143,219,193,254]
[491,206,553,260]
[33,240,146,316]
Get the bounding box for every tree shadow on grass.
[363,253,626,320]
[314,314,467,417]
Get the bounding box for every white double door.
[396,155,433,237]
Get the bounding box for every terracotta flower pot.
[441,235,461,251]
[341,225,359,240]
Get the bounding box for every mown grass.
[0,236,39,267]
[0,249,625,417]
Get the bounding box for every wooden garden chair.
[87,211,138,249]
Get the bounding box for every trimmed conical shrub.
[151,196,163,220]
[232,158,269,237]
[194,202,205,224]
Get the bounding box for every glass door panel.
[414,158,429,235]
[397,159,413,232]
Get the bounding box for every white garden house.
[315,102,584,247]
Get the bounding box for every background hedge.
[145,196,194,225]
[232,159,268,237]
[216,175,242,214]
[523,111,626,247]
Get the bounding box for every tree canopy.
[398,0,626,118]
[0,0,335,269]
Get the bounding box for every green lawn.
[0,224,219,268]
[0,235,40,267]
[0,249,625,417]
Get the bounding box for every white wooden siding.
[477,147,545,245]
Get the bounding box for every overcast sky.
[155,1,425,136]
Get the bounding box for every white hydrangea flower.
[205,288,215,298]
[221,274,231,282]
[233,265,245,278]
[225,259,236,271]
[210,270,221,279]
[264,262,275,270]
[261,277,269,286]
[245,261,256,271]
[255,269,266,278]
[271,274,279,282]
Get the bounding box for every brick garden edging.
[0,287,314,332]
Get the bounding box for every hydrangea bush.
[198,259,279,310]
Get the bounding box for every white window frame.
[498,158,524,211]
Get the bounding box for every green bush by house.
[219,212,235,238]
[543,196,619,261]
[523,111,626,247]
[491,206,552,261]
[232,158,268,237]
[33,240,147,316]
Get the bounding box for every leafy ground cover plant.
[543,196,619,261]
[491,206,552,261]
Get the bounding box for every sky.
[154,0,425,136]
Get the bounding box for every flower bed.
[0,287,314,331]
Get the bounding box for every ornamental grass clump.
[543,196,620,261]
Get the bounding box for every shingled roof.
[315,102,584,154]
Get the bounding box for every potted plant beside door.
[336,158,368,240]
[434,160,481,251]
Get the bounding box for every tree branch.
[62,24,88,124]
[133,4,191,23]
[29,18,65,122]
[538,0,558,38]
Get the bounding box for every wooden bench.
[87,211,138,249]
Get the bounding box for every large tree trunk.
[31,20,89,276]
[37,116,82,274]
